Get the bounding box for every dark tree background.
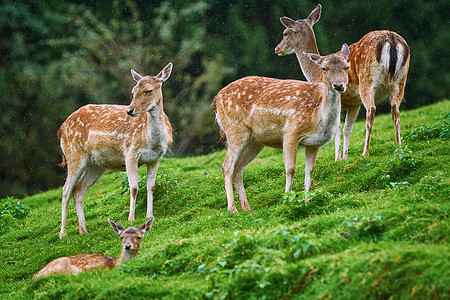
[1,0,449,198]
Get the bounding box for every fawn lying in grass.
[31,218,153,281]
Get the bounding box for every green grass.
[1,100,449,299]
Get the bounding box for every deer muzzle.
[332,83,346,93]
[127,107,135,116]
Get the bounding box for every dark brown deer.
[59,63,173,238]
[275,4,410,160]
[214,44,350,212]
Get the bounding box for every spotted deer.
[31,218,153,281]
[275,4,410,160]
[214,44,350,212]
[58,63,173,239]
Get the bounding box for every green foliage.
[0,197,31,234]
[405,112,450,141]
[115,167,178,203]
[1,74,449,299]
[1,0,450,198]
[341,213,386,240]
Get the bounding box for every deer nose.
[127,107,135,116]
[332,83,345,92]
[124,244,132,251]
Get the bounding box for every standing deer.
[32,218,153,281]
[214,44,350,212]
[58,63,173,238]
[275,4,410,160]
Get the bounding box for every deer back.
[345,31,410,103]
[214,76,326,147]
[32,253,117,281]
[59,103,172,169]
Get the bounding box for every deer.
[275,4,410,161]
[214,44,350,213]
[31,218,153,281]
[58,63,173,239]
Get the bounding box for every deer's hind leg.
[359,80,376,157]
[232,140,263,211]
[72,164,104,234]
[390,75,407,146]
[146,160,161,218]
[60,157,88,238]
[222,126,252,213]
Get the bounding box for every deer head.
[108,217,154,261]
[306,43,350,93]
[127,63,173,117]
[275,4,322,57]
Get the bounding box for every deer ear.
[108,219,125,235]
[340,43,350,58]
[305,52,322,65]
[140,217,154,235]
[156,62,173,83]
[131,69,143,82]
[307,4,322,26]
[280,17,297,30]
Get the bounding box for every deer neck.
[117,250,138,265]
[318,86,341,132]
[145,101,166,143]
[294,37,322,82]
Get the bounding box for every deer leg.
[126,155,139,221]
[304,146,320,195]
[361,85,376,157]
[72,165,104,235]
[60,158,87,239]
[342,106,360,160]
[334,121,342,161]
[146,160,161,218]
[222,128,251,213]
[391,76,407,146]
[232,141,263,211]
[283,135,300,193]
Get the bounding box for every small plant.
[115,167,178,202]
[389,181,410,190]
[341,213,386,239]
[0,197,31,234]
[405,113,450,141]
[417,172,446,196]
[377,146,418,184]
[273,189,335,221]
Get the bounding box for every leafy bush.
[0,197,31,233]
[340,213,386,240]
[200,228,320,299]
[272,189,336,221]
[405,113,450,141]
[378,146,418,188]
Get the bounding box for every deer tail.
[60,154,67,168]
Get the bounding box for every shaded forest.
[1,0,449,198]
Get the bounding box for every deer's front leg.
[283,135,299,193]
[342,106,360,160]
[304,146,320,197]
[146,160,161,218]
[335,121,342,161]
[126,155,139,221]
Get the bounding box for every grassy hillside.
[1,100,449,299]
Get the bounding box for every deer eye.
[145,90,153,94]
[136,237,141,240]
[321,67,327,71]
